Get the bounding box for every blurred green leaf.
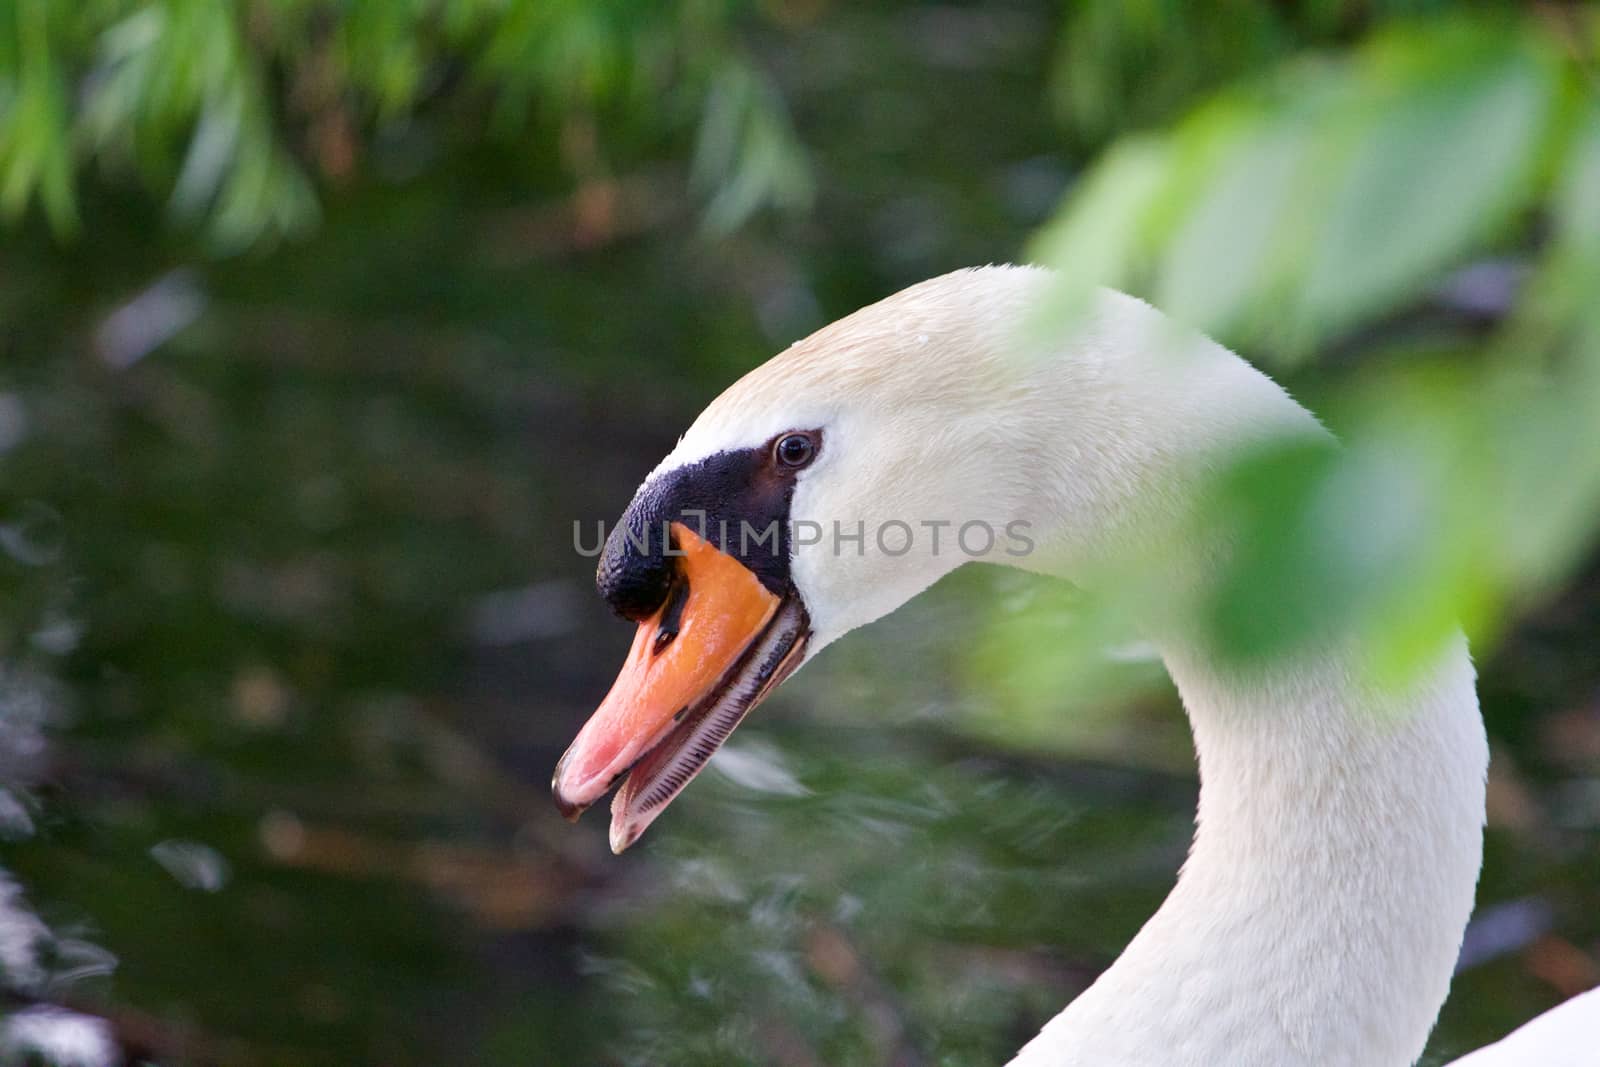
[1028,10,1600,681]
[1482,94,1600,592]
[1297,25,1557,344]
[1036,17,1571,357]
[1026,136,1170,326]
[964,571,1169,758]
[691,58,813,233]
[0,0,77,233]
[0,0,812,249]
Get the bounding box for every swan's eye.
[773,432,816,469]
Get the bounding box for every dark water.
[3,10,1599,1064]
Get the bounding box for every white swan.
[553,266,1599,1065]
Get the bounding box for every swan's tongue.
[552,522,809,852]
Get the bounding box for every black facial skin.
[596,430,822,620]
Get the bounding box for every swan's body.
[555,266,1599,1064]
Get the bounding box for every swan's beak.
[552,522,810,852]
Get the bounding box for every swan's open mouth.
[552,522,810,852]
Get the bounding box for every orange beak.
[553,522,809,851]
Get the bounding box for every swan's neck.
[992,292,1489,1066]
[1011,640,1485,1067]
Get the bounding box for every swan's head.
[552,265,1299,850]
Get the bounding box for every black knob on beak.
[597,517,676,622]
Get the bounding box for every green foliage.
[1027,10,1600,682]
[964,568,1171,759]
[0,0,811,250]
[1048,0,1493,142]
[0,0,77,233]
[691,57,813,233]
[1034,16,1581,352]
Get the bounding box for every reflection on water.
[0,1004,115,1067]
[148,840,231,894]
[584,718,1191,1066]
[1,670,118,1067]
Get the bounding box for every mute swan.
[553,266,1598,1065]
